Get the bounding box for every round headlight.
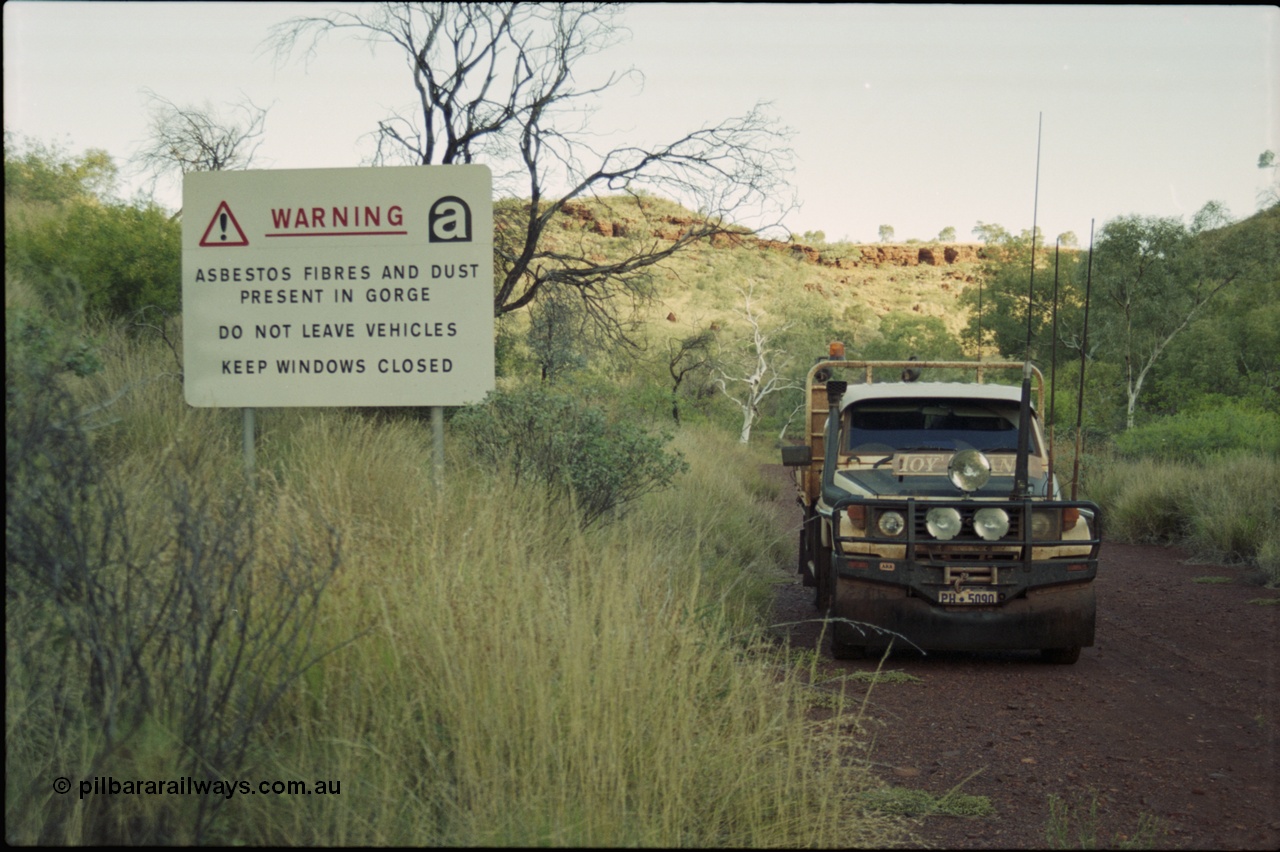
[925,507,963,540]
[877,510,906,537]
[948,449,992,493]
[973,507,1010,541]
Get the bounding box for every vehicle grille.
[918,544,1022,561]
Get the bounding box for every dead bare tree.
[268,2,795,344]
[133,90,268,185]
[714,287,800,444]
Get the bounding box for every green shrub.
[451,386,687,527]
[6,304,342,844]
[8,198,181,319]
[4,131,118,205]
[1114,400,1280,461]
[6,305,102,378]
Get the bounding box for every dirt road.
[766,469,1279,850]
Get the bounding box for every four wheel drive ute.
[781,347,1101,664]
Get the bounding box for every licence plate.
[938,588,999,605]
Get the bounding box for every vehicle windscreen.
[846,397,1033,454]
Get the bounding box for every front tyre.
[830,627,866,660]
[1041,647,1081,665]
[799,521,816,587]
[826,564,868,660]
[814,535,833,610]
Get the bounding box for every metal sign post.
[432,405,445,488]
[243,407,256,486]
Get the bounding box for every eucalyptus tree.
[1090,202,1258,428]
[713,286,799,444]
[269,2,794,345]
[956,225,1082,361]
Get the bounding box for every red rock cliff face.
[558,204,984,269]
[872,244,985,266]
[748,240,984,269]
[701,225,988,266]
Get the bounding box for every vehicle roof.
[840,381,1033,410]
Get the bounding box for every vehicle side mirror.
[781,445,811,467]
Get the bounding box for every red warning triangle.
[198,200,249,247]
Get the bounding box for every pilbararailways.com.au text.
[53,775,341,800]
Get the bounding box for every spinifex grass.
[246,425,902,846]
[1077,448,1279,584]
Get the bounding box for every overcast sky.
[5,2,1277,244]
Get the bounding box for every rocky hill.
[550,197,986,341]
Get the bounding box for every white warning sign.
[182,166,494,408]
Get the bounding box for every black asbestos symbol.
[428,196,472,242]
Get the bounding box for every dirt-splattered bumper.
[828,496,1102,653]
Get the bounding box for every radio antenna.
[1023,112,1042,362]
[1012,113,1042,499]
[1071,219,1096,501]
[1049,237,1061,492]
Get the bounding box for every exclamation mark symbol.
[220,212,228,241]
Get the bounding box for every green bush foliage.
[8,199,181,318]
[4,131,118,205]
[6,306,102,378]
[451,386,688,527]
[5,132,180,321]
[1113,399,1280,461]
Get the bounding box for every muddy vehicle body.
[782,353,1101,663]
